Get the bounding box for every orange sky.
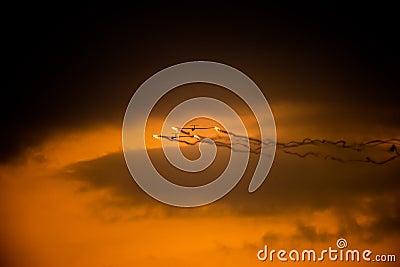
[2,4,399,266]
[1,114,398,266]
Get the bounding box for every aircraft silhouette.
[177,125,214,131]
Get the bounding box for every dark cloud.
[293,223,333,244]
[2,3,399,162]
[62,148,400,208]
[61,145,400,242]
[288,201,400,245]
[334,195,400,243]
[62,151,157,207]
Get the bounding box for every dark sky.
[1,4,400,267]
[2,3,399,162]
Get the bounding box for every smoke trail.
[154,128,400,165]
[153,135,199,146]
[154,134,261,155]
[277,138,400,151]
